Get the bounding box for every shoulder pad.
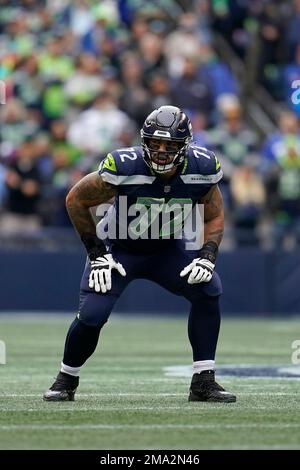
[99,146,153,185]
[184,144,222,184]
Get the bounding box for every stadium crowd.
[0,0,300,248]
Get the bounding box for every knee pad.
[201,271,223,297]
[78,292,114,327]
[77,314,107,329]
[183,271,222,302]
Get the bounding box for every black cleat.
[43,372,79,402]
[188,370,236,403]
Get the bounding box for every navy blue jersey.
[98,144,222,252]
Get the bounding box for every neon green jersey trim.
[103,153,117,172]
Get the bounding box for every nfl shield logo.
[164,185,171,193]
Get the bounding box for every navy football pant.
[63,241,222,367]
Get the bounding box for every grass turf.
[0,315,300,449]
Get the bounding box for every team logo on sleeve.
[101,153,117,172]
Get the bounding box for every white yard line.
[0,393,184,398]
[1,390,299,398]
[0,423,300,431]
[0,407,275,411]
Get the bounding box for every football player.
[43,105,236,403]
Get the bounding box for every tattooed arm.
[179,185,224,283]
[200,184,224,247]
[66,172,126,292]
[66,171,116,237]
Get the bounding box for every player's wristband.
[198,241,218,264]
[81,234,107,261]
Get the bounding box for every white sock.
[193,360,215,374]
[60,362,81,377]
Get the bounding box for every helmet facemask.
[142,136,188,174]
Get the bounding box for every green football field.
[0,314,300,450]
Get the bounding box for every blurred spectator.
[164,12,206,78]
[14,56,44,110]
[1,140,42,234]
[148,72,172,111]
[230,163,266,245]
[68,0,95,38]
[209,94,259,206]
[212,0,249,55]
[210,95,258,168]
[67,91,135,156]
[64,53,104,106]
[38,36,74,82]
[257,1,289,98]
[119,53,151,127]
[198,43,239,100]
[0,98,40,158]
[170,56,214,119]
[138,32,166,78]
[261,111,300,246]
[129,15,150,43]
[50,120,81,166]
[41,79,68,123]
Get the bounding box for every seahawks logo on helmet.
[141,105,193,174]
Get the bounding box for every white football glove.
[89,254,126,293]
[180,258,215,284]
